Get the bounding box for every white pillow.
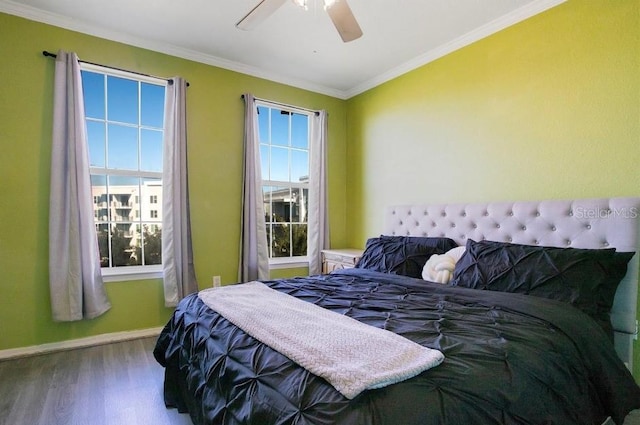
[422,246,466,284]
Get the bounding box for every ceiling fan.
[236,0,363,43]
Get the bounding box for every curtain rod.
[241,94,320,116]
[42,51,190,87]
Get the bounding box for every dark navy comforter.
[154,269,640,425]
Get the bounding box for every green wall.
[2,0,639,381]
[0,12,347,350]
[346,0,639,378]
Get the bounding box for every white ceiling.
[1,0,564,99]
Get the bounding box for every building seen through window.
[82,64,166,271]
[257,103,310,260]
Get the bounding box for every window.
[257,103,310,261]
[81,64,166,275]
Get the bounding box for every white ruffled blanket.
[198,281,444,399]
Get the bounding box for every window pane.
[258,106,269,143]
[82,71,105,119]
[141,129,163,172]
[141,178,162,221]
[260,145,269,180]
[96,223,110,267]
[270,147,289,182]
[291,188,308,223]
[111,223,141,267]
[87,121,106,168]
[291,224,307,257]
[141,83,165,128]
[107,76,138,124]
[130,188,141,225]
[301,189,308,222]
[91,175,108,222]
[270,186,290,222]
[263,186,272,222]
[107,124,138,170]
[291,113,308,149]
[271,223,290,258]
[265,224,272,257]
[291,150,308,183]
[131,224,142,256]
[142,223,162,265]
[271,111,289,147]
[107,176,138,223]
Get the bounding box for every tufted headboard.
[384,197,640,369]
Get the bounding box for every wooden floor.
[0,337,192,425]
[1,337,639,425]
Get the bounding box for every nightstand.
[321,248,364,274]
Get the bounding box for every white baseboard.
[0,327,163,361]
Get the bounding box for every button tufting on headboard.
[383,197,640,369]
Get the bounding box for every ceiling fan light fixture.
[238,0,362,43]
[323,0,337,10]
[292,0,308,10]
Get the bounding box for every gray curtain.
[162,77,198,306]
[49,50,111,321]
[307,110,330,274]
[238,94,269,282]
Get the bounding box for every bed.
[154,197,640,424]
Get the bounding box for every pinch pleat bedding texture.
[198,281,444,399]
[156,269,640,424]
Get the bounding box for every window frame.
[81,63,167,281]
[256,100,312,268]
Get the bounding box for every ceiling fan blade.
[236,0,287,31]
[326,0,362,42]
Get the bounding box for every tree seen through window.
[82,65,166,271]
[258,104,310,259]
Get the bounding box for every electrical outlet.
[212,276,221,288]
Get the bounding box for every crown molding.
[0,0,347,99]
[1,0,565,100]
[344,0,567,99]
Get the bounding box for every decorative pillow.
[422,246,466,284]
[355,236,458,279]
[450,239,634,339]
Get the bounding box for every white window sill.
[269,257,309,270]
[101,260,310,281]
[102,265,163,282]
